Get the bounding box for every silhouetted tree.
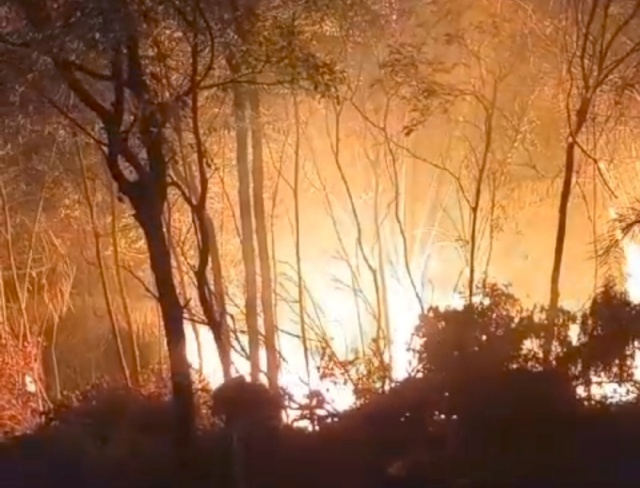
[0,0,204,449]
[547,0,640,364]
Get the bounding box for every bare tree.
[546,0,640,364]
[166,2,235,382]
[249,88,280,390]
[0,0,206,447]
[357,4,537,307]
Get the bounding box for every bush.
[5,284,640,487]
[0,374,220,488]
[563,282,640,386]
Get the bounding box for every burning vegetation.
[4,0,640,486]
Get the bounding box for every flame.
[183,216,640,408]
[622,234,640,391]
[182,243,464,417]
[622,238,640,303]
[183,317,358,414]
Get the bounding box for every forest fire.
[183,224,640,410]
[7,0,640,485]
[183,239,465,415]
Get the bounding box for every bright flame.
[23,374,36,395]
[184,227,640,409]
[184,320,358,414]
[182,243,464,417]
[622,238,640,303]
[180,196,640,408]
[623,234,640,390]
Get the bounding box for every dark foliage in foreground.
[3,285,640,487]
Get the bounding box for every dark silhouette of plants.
[415,284,538,380]
[560,281,640,395]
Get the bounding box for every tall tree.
[546,0,640,364]
[222,0,262,382]
[249,87,279,389]
[168,1,234,382]
[0,0,210,448]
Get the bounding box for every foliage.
[3,285,640,485]
[414,284,573,378]
[210,375,283,429]
[316,334,391,403]
[562,281,640,386]
[4,0,640,485]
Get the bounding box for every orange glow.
[182,206,640,410]
[622,238,640,303]
[183,241,465,415]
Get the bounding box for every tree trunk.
[110,188,141,385]
[136,204,195,448]
[234,85,261,383]
[374,174,392,375]
[545,139,577,365]
[468,87,495,305]
[203,214,233,381]
[248,87,279,390]
[193,208,233,382]
[546,98,589,365]
[292,92,310,384]
[50,315,61,401]
[165,202,204,377]
[80,157,131,387]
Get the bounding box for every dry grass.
[0,334,43,436]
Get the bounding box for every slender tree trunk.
[234,85,261,382]
[546,98,590,365]
[468,88,495,305]
[248,87,279,390]
[50,315,61,400]
[193,206,233,381]
[80,156,131,387]
[0,183,30,344]
[204,214,233,381]
[546,140,577,364]
[166,160,205,377]
[110,188,141,385]
[374,174,392,375]
[292,93,310,384]
[186,65,233,382]
[0,269,6,339]
[269,154,283,357]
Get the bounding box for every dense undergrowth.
[3,284,640,487]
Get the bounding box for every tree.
[78,142,131,387]
[210,0,343,386]
[0,0,206,448]
[249,87,280,390]
[362,0,539,306]
[546,0,640,364]
[167,3,234,382]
